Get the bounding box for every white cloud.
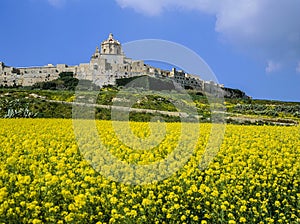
[266,60,282,73]
[116,0,300,72]
[296,62,300,73]
[116,0,164,16]
[116,0,220,16]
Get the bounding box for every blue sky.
[1,0,300,101]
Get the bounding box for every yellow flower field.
[0,119,299,223]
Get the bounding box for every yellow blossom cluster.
[0,119,299,223]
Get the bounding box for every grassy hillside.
[0,87,299,125]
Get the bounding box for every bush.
[0,99,38,118]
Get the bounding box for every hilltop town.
[1,35,299,126]
[0,33,247,98]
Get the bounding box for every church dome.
[100,33,122,55]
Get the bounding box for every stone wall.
[0,34,225,95]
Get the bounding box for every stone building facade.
[0,33,223,93]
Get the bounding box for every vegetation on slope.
[0,73,299,125]
[0,87,299,125]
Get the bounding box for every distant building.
[0,33,224,94]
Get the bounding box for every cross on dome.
[108,33,114,41]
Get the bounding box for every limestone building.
[0,33,224,93]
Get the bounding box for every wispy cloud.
[47,0,65,8]
[266,60,282,73]
[115,0,300,72]
[296,61,300,73]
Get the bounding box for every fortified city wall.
[0,33,225,95]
